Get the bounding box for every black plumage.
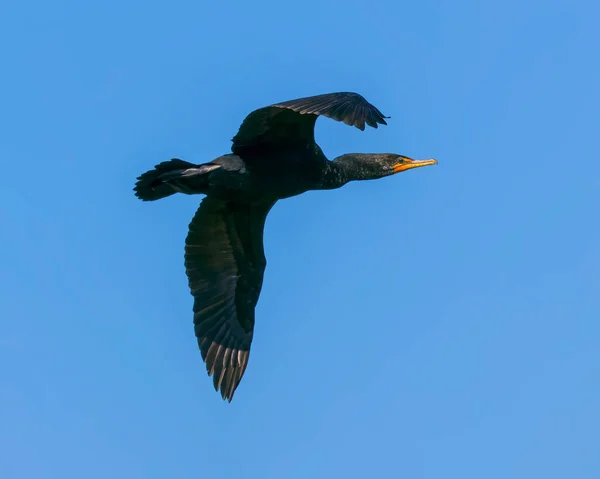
[134,92,437,401]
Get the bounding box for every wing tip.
[201,338,249,403]
[207,362,241,402]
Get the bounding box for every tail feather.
[133,158,197,202]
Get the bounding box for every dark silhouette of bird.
[134,92,437,401]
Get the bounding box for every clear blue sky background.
[1,0,599,477]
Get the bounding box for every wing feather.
[184,197,274,401]
[231,92,389,154]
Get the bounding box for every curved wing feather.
[231,92,389,154]
[184,197,274,401]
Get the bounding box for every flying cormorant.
[134,92,437,401]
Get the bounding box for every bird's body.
[191,146,329,202]
[134,92,437,401]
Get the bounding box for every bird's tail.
[133,159,198,201]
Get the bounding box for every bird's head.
[332,153,438,182]
[379,153,437,175]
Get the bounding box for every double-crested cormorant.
[134,92,437,401]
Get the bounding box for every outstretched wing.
[231,92,389,154]
[184,197,275,401]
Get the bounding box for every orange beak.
[392,157,438,174]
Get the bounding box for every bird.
[133,91,437,401]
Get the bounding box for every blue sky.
[1,0,599,477]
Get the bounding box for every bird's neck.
[319,154,383,190]
[319,161,351,190]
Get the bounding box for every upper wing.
[231,92,389,154]
[184,197,274,401]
